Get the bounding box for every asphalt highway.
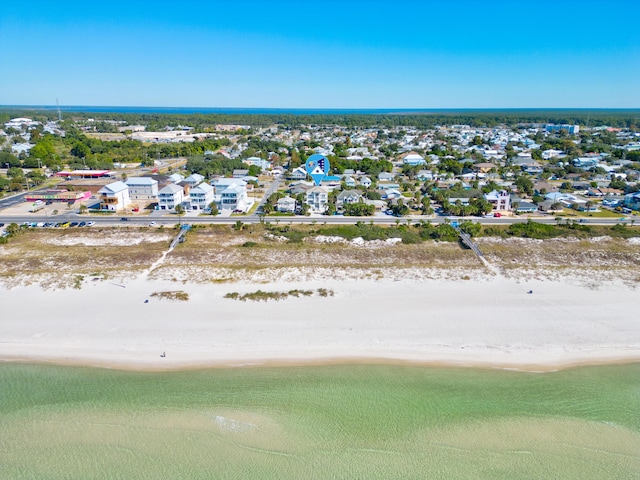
[0,212,633,228]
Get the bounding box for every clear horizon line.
[2,104,640,111]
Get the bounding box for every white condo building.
[211,178,253,212]
[189,182,214,210]
[158,184,185,210]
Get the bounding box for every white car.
[86,221,96,227]
[149,221,156,227]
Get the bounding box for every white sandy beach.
[1,273,639,371]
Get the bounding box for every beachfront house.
[484,190,511,211]
[305,186,329,213]
[336,190,363,211]
[158,183,185,211]
[98,181,131,211]
[276,196,297,213]
[125,177,159,201]
[212,178,253,212]
[189,182,214,211]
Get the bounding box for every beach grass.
[1,363,638,479]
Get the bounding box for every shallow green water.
[1,363,639,479]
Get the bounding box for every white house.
[305,186,329,213]
[336,190,363,210]
[98,181,131,211]
[378,172,395,182]
[401,152,426,166]
[212,178,253,212]
[158,183,185,211]
[343,176,357,188]
[189,182,214,210]
[288,166,307,181]
[484,190,511,211]
[125,177,159,201]
[276,196,297,213]
[360,176,372,188]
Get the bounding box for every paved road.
[255,175,282,214]
[1,213,634,228]
[0,192,31,210]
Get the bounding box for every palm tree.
[174,204,185,225]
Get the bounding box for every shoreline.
[2,352,640,374]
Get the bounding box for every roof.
[125,177,157,186]
[276,196,296,205]
[56,170,112,178]
[307,186,328,194]
[98,181,128,194]
[159,183,183,194]
[184,173,204,183]
[337,190,362,200]
[191,182,213,193]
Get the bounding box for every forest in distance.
[1,107,640,130]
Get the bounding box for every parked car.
[86,221,96,227]
[78,221,86,227]
[70,222,79,227]
[149,221,156,227]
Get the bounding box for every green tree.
[174,204,185,224]
[515,176,534,196]
[0,151,21,168]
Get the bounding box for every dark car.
[78,221,86,227]
[120,217,129,222]
[70,222,79,227]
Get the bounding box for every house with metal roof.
[189,182,214,211]
[212,178,253,212]
[305,186,329,213]
[158,183,185,211]
[336,190,363,211]
[125,177,159,200]
[98,181,131,211]
[276,196,297,213]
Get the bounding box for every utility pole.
[56,98,62,122]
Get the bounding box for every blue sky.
[1,0,639,108]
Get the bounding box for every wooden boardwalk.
[456,228,484,259]
[169,228,188,249]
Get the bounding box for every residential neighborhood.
[1,113,639,222]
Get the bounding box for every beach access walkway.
[456,228,484,259]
